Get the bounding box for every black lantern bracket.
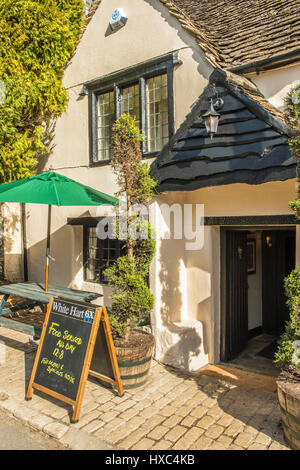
[206,82,224,110]
[202,83,224,139]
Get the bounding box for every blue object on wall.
[109,8,128,31]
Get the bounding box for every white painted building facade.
[3,0,300,372]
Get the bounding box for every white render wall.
[25,0,213,292]
[151,179,298,371]
[249,63,300,111]
[21,0,300,372]
[2,203,23,282]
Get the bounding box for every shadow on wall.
[158,238,183,324]
[27,223,80,288]
[144,0,213,87]
[157,236,202,371]
[26,221,112,305]
[34,119,57,175]
[4,255,23,282]
[196,297,210,357]
[2,203,21,253]
[2,203,24,282]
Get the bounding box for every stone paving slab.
[0,326,290,450]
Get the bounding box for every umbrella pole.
[45,204,52,292]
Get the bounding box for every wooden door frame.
[220,224,296,362]
[220,228,228,362]
[261,228,296,335]
[220,228,249,362]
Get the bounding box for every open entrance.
[220,227,296,369]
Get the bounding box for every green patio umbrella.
[0,172,119,292]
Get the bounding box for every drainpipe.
[21,203,28,282]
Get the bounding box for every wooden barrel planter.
[277,379,300,450]
[115,329,155,390]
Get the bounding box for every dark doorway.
[220,230,248,362]
[221,227,296,362]
[262,230,295,335]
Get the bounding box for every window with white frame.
[87,53,178,164]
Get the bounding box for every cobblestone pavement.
[0,327,290,450]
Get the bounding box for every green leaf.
[0,0,84,183]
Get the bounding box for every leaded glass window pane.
[97,90,115,161]
[86,227,100,282]
[120,83,140,125]
[147,74,169,152]
[94,72,170,162]
[85,226,124,284]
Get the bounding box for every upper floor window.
[87,52,180,165]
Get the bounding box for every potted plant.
[274,267,300,449]
[274,85,300,449]
[103,114,157,390]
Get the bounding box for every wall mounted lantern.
[202,84,224,139]
[266,235,272,248]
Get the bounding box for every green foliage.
[285,85,300,218]
[0,0,84,183]
[105,256,154,337]
[105,114,157,338]
[133,221,156,279]
[133,163,158,205]
[274,267,300,371]
[110,114,147,202]
[112,113,146,149]
[285,84,300,158]
[290,200,300,215]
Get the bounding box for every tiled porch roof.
[151,68,298,192]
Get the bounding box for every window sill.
[89,151,160,168]
[84,281,108,285]
[89,159,111,167]
[79,280,112,291]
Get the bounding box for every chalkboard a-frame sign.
[27,298,124,422]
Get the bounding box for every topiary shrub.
[105,255,154,338]
[104,114,157,340]
[274,267,300,378]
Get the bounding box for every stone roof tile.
[159,0,300,68]
[72,1,298,130]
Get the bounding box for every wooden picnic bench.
[0,282,102,338]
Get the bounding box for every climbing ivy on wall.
[0,0,84,183]
[285,84,300,217]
